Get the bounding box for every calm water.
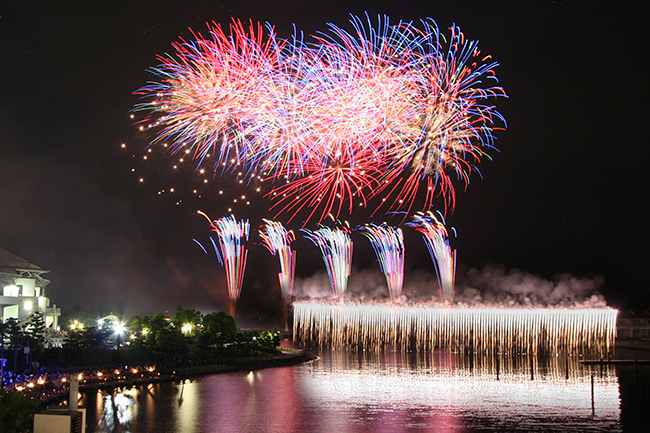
[66,350,650,432]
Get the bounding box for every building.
[0,246,60,329]
[617,312,650,339]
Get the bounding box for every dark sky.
[1,0,648,319]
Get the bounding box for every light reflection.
[94,388,138,431]
[176,379,199,433]
[296,351,621,432]
[73,351,622,432]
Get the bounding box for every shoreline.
[16,339,650,405]
[27,348,317,405]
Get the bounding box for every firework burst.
[135,15,506,224]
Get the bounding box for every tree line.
[1,306,281,373]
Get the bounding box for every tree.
[0,390,38,433]
[142,313,169,350]
[175,305,202,329]
[126,315,144,336]
[24,312,46,355]
[3,319,25,369]
[154,326,186,355]
[200,312,237,347]
[61,327,106,366]
[258,330,281,350]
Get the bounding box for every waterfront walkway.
[11,348,315,404]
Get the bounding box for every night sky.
[1,1,648,319]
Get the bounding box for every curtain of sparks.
[407,211,456,302]
[260,219,296,330]
[293,302,618,356]
[200,212,250,306]
[302,225,353,299]
[134,15,507,225]
[360,224,405,302]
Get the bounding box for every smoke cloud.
[456,264,608,307]
[294,264,608,308]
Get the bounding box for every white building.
[0,246,60,329]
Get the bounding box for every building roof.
[0,246,50,276]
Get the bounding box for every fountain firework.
[302,225,353,299]
[360,224,405,302]
[407,211,456,302]
[260,219,296,330]
[199,212,250,313]
[293,301,617,357]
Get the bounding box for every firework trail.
[260,219,296,330]
[266,150,383,224]
[360,224,405,302]
[135,15,507,224]
[199,211,250,307]
[193,237,223,265]
[302,224,353,299]
[407,211,456,302]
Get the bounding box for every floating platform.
[580,359,650,365]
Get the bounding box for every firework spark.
[260,219,296,330]
[199,211,250,308]
[360,224,405,302]
[302,224,353,299]
[293,301,618,357]
[407,211,456,302]
[135,15,507,224]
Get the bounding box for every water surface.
[68,350,649,432]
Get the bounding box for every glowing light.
[293,301,617,356]
[260,220,296,330]
[114,322,126,335]
[199,211,250,305]
[135,15,507,224]
[302,225,352,299]
[70,319,84,330]
[360,224,405,302]
[407,211,456,302]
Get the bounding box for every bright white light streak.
[293,301,618,356]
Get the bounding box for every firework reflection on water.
[297,350,621,432]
